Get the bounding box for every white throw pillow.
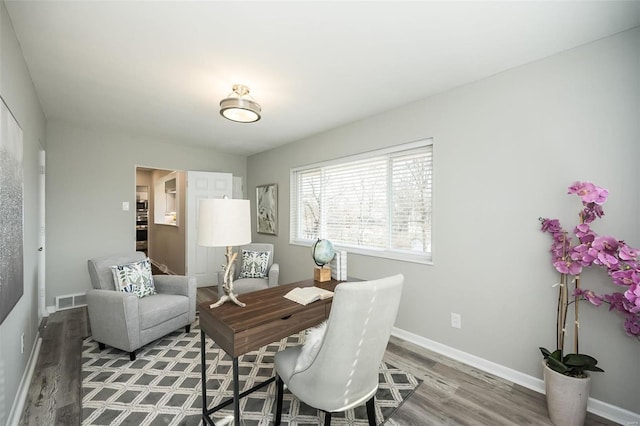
[295,321,328,372]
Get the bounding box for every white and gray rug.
[82,318,420,426]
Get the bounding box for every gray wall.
[45,122,246,306]
[247,28,640,412]
[0,2,47,423]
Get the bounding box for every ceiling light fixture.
[219,84,261,123]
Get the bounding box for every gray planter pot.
[542,360,591,426]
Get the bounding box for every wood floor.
[19,287,618,425]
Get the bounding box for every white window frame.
[290,138,433,264]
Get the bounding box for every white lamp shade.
[197,198,251,247]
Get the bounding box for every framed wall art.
[256,183,277,235]
[1,97,24,325]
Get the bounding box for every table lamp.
[197,198,251,308]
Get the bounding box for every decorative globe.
[311,239,335,267]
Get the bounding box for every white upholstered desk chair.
[273,274,404,426]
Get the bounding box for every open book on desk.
[284,286,334,306]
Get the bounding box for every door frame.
[38,147,46,317]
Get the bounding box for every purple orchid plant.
[540,181,640,344]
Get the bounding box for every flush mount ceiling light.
[219,84,261,123]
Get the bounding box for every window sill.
[290,239,433,265]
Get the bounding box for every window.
[290,139,433,263]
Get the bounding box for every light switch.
[122,202,130,211]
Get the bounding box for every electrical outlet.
[21,333,24,354]
[451,313,461,329]
[122,201,130,211]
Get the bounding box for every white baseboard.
[391,327,640,425]
[7,334,42,426]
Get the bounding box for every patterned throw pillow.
[239,250,270,278]
[111,258,157,298]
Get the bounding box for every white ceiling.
[5,1,640,156]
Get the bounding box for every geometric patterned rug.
[82,317,421,426]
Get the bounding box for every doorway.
[135,167,186,275]
[135,167,239,287]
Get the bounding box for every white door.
[186,171,233,287]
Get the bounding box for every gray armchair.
[273,274,404,425]
[217,243,279,297]
[86,252,196,361]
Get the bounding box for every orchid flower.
[541,181,640,342]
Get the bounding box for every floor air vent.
[55,293,87,311]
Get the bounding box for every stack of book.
[330,251,348,281]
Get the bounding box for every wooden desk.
[198,278,340,426]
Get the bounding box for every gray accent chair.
[87,252,196,361]
[217,243,279,297]
[273,274,404,426]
